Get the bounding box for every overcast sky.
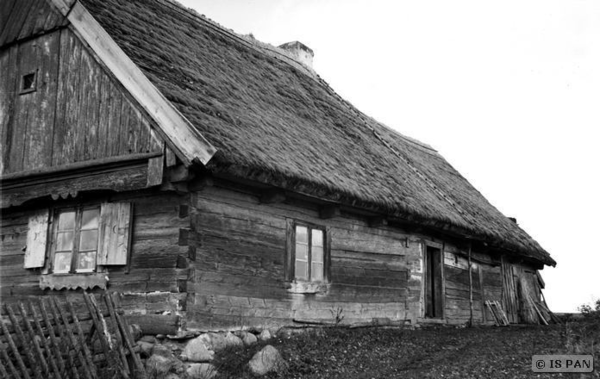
[178,0,600,313]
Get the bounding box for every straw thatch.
[80,0,555,266]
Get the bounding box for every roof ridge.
[158,0,318,79]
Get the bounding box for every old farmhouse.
[0,0,556,330]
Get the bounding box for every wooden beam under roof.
[260,188,286,204]
[319,205,340,219]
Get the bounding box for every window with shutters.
[24,202,132,290]
[52,206,100,274]
[285,220,330,293]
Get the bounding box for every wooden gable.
[0,26,164,175]
[0,0,69,46]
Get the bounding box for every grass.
[211,323,597,379]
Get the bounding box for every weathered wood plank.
[146,155,164,187]
[74,40,95,162]
[60,28,82,165]
[16,0,40,41]
[51,28,69,166]
[331,228,407,256]
[107,80,123,157]
[23,31,60,170]
[0,44,18,174]
[0,0,17,39]
[0,0,34,46]
[125,314,179,336]
[96,72,109,158]
[165,146,177,167]
[82,42,101,161]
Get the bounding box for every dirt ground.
[215,324,599,378]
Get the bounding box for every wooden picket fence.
[0,292,146,379]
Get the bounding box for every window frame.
[49,205,101,275]
[285,219,331,284]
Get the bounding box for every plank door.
[425,246,444,318]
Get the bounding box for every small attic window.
[20,72,37,94]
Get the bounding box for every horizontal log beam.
[188,175,214,191]
[0,152,161,183]
[369,216,388,227]
[319,205,340,219]
[260,188,286,204]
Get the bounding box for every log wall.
[0,191,188,316]
[187,185,424,330]
[0,27,162,175]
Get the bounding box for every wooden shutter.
[24,210,50,268]
[98,202,132,265]
[284,219,295,281]
[324,226,332,282]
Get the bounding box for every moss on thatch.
[80,0,555,266]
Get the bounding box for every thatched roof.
[79,0,555,266]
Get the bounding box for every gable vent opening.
[20,72,37,94]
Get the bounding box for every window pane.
[312,246,323,263]
[81,209,99,230]
[311,229,323,247]
[295,243,308,261]
[54,252,72,273]
[76,251,96,272]
[56,231,74,251]
[296,226,308,244]
[312,262,323,281]
[295,261,308,280]
[79,230,98,251]
[58,211,75,231]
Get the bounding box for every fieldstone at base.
[242,332,258,346]
[187,363,218,379]
[225,332,244,348]
[248,345,286,376]
[146,354,177,378]
[183,337,215,362]
[258,329,271,341]
[152,344,174,358]
[197,333,227,352]
[136,341,154,357]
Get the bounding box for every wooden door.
[425,246,443,318]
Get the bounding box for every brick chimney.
[278,41,314,68]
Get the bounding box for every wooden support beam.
[0,151,161,182]
[167,164,192,183]
[468,241,474,327]
[260,188,286,204]
[188,175,213,192]
[160,182,188,193]
[368,216,388,227]
[146,156,164,187]
[125,314,179,336]
[319,205,340,219]
[165,147,177,167]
